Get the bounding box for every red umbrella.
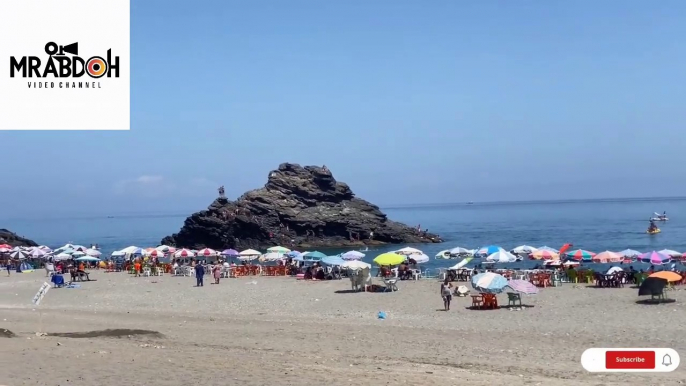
[0,244,11,249]
[559,243,573,256]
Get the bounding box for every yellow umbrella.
[373,252,405,266]
[649,271,682,282]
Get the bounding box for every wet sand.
[1,270,684,385]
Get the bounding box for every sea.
[3,197,686,272]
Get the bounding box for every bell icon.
[662,354,672,366]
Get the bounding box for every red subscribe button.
[606,351,655,369]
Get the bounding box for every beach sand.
[1,270,684,385]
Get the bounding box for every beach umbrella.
[302,251,326,261]
[474,245,503,256]
[75,256,100,262]
[267,246,290,254]
[407,253,430,264]
[530,250,559,260]
[506,279,539,295]
[322,255,345,266]
[449,257,473,270]
[10,249,29,259]
[72,245,88,252]
[221,249,239,256]
[658,249,681,258]
[147,249,165,258]
[259,252,283,262]
[449,247,471,255]
[54,252,71,261]
[471,272,508,294]
[649,271,682,282]
[373,252,405,266]
[38,245,52,252]
[341,250,365,260]
[111,250,126,257]
[72,251,86,257]
[239,249,261,256]
[174,249,196,258]
[155,245,171,252]
[565,249,596,261]
[606,266,624,275]
[85,248,101,257]
[341,260,371,270]
[30,248,47,258]
[511,245,538,254]
[395,247,423,256]
[0,248,10,254]
[593,251,623,263]
[485,250,517,263]
[638,251,671,265]
[537,246,559,253]
[638,277,668,296]
[0,244,11,249]
[196,248,218,257]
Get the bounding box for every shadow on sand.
[1,328,16,338]
[49,329,165,339]
[635,298,676,305]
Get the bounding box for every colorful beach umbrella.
[147,249,165,257]
[174,249,196,258]
[196,248,218,257]
[471,272,508,294]
[373,252,405,266]
[221,249,239,256]
[530,250,559,260]
[558,243,573,256]
[649,271,682,282]
[474,245,503,256]
[485,250,517,263]
[506,279,539,295]
[341,250,365,260]
[593,251,623,263]
[566,249,596,261]
[302,251,326,261]
[637,251,671,265]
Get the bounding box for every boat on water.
[647,228,661,235]
[651,212,669,221]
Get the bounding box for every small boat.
[647,228,661,235]
[650,217,668,221]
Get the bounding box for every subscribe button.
[581,348,680,372]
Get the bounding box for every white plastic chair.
[142,267,151,277]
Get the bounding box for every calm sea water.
[3,198,686,271]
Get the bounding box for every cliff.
[161,163,442,250]
[0,229,38,247]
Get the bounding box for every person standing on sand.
[440,278,453,311]
[195,263,205,287]
[212,264,221,284]
[6,260,11,276]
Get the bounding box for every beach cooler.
[51,274,65,288]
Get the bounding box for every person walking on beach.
[195,263,205,287]
[440,278,453,311]
[6,260,11,276]
[212,264,221,284]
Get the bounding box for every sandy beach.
[1,270,684,386]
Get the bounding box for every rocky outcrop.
[161,163,442,250]
[0,229,38,247]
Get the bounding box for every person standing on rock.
[195,263,205,287]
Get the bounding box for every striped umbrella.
[530,250,559,260]
[637,251,671,265]
[566,249,596,261]
[196,248,218,257]
[10,249,29,259]
[471,272,508,294]
[593,251,623,263]
[506,279,539,295]
[147,249,165,257]
[30,248,47,258]
[173,249,196,258]
[474,245,504,256]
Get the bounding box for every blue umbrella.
[302,251,326,261]
[474,245,503,257]
[471,272,508,294]
[322,255,345,266]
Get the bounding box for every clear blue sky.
[2,0,685,218]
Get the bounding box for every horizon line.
[380,195,686,209]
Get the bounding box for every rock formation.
[161,163,442,250]
[0,229,38,247]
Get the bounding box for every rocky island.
[162,163,442,250]
[0,229,38,247]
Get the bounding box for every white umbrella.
[341,260,371,270]
[449,247,471,255]
[658,249,681,257]
[72,245,88,252]
[0,247,11,253]
[72,251,86,257]
[120,246,141,254]
[485,250,517,263]
[563,261,580,266]
[260,252,283,262]
[606,266,623,275]
[341,250,365,260]
[449,257,473,270]
[618,249,641,258]
[239,249,261,256]
[38,245,52,252]
[538,246,559,253]
[54,252,71,261]
[407,253,429,264]
[512,245,538,254]
[30,248,47,258]
[111,250,126,257]
[395,247,423,256]
[85,248,102,257]
[75,256,101,262]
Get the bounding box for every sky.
[1,0,686,218]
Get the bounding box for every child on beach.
[440,278,453,311]
[213,264,221,284]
